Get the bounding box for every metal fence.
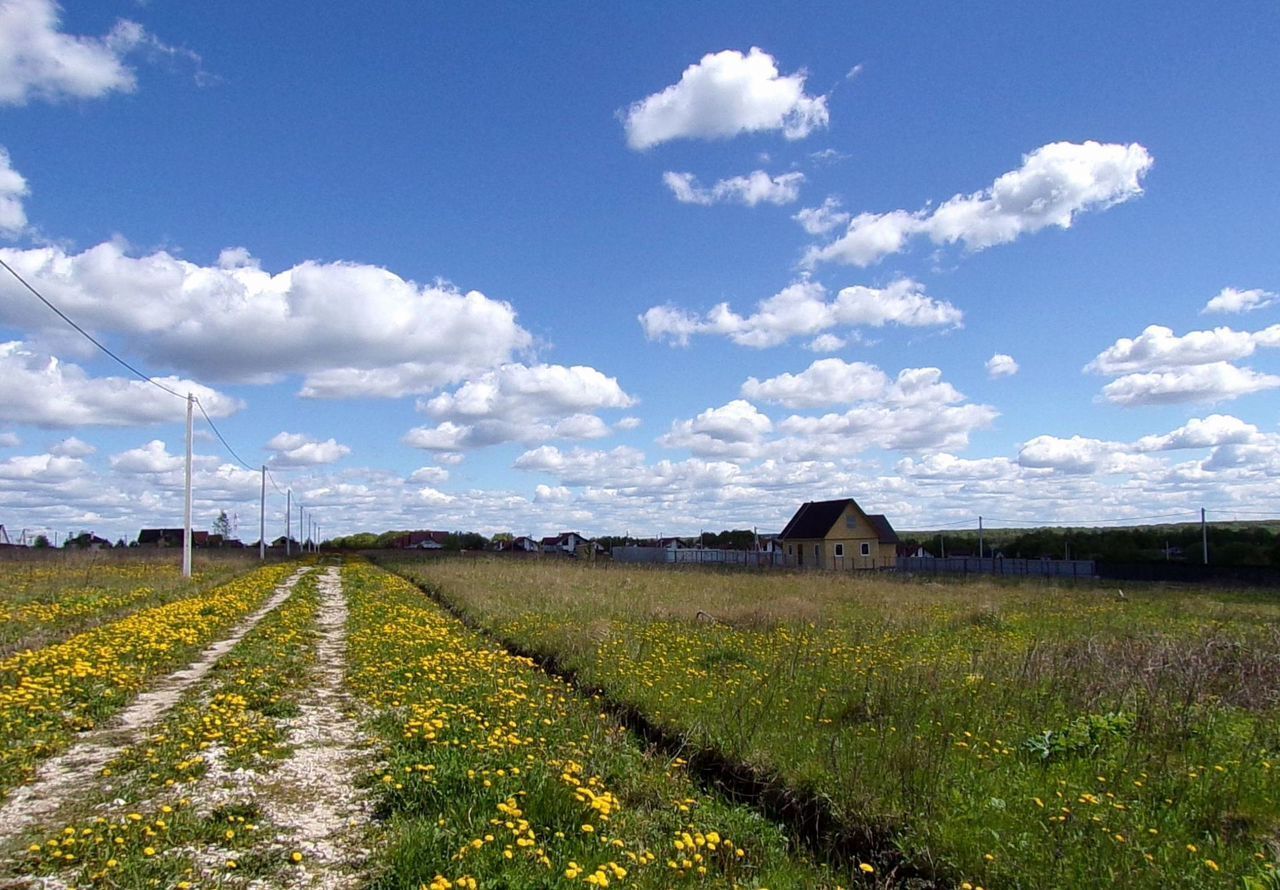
[612,546,783,567]
[897,556,1097,578]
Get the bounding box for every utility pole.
[1201,507,1208,565]
[978,516,984,560]
[286,490,292,556]
[259,466,266,561]
[183,393,193,579]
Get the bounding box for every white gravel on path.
[248,565,374,890]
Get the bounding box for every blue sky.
[1,0,1279,543]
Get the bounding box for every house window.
[814,544,820,558]
[846,516,857,528]
[860,542,871,557]
[787,544,793,555]
[834,543,844,558]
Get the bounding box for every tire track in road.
[250,566,373,890]
[0,567,313,844]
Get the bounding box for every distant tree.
[33,534,49,548]
[491,532,514,544]
[212,510,232,538]
[116,538,126,549]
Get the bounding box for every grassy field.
[8,568,323,888]
[346,561,847,888]
[0,553,257,656]
[381,555,1280,889]
[0,562,295,799]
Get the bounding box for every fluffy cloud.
[1133,414,1259,451]
[50,435,94,457]
[110,439,186,474]
[663,170,804,206]
[404,363,634,453]
[640,279,961,348]
[622,47,828,149]
[659,365,993,461]
[1099,363,1280,406]
[0,432,19,447]
[0,341,242,427]
[266,431,351,466]
[0,242,533,397]
[792,197,850,235]
[0,147,28,235]
[1084,324,1277,374]
[658,400,773,458]
[1018,414,1267,475]
[777,399,997,455]
[742,358,889,409]
[0,0,148,105]
[806,333,846,353]
[0,451,84,481]
[1202,287,1277,315]
[986,353,1019,378]
[513,445,648,486]
[408,466,450,485]
[805,141,1153,267]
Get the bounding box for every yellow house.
[778,498,899,570]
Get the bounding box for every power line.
[0,257,186,401]
[193,397,256,471]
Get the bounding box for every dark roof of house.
[778,499,853,540]
[778,499,899,543]
[138,528,183,544]
[866,514,900,545]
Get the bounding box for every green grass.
[345,561,852,889]
[0,553,258,656]
[4,567,324,888]
[379,555,1280,889]
[0,563,298,799]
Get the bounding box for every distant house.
[397,531,447,549]
[540,532,596,557]
[756,533,782,554]
[898,543,933,559]
[138,528,184,547]
[495,535,540,553]
[778,498,899,570]
[68,532,113,550]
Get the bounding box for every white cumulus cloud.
[266,431,351,466]
[1084,324,1275,375]
[640,279,961,348]
[986,353,1019,378]
[622,47,828,149]
[1201,286,1277,315]
[110,439,186,474]
[805,141,1153,267]
[0,147,28,235]
[403,363,635,453]
[742,358,889,409]
[663,170,805,206]
[0,241,533,398]
[793,196,850,235]
[0,341,242,427]
[0,0,149,105]
[1099,363,1280,407]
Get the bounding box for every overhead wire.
[1,254,296,508]
[0,257,187,400]
[193,397,256,472]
